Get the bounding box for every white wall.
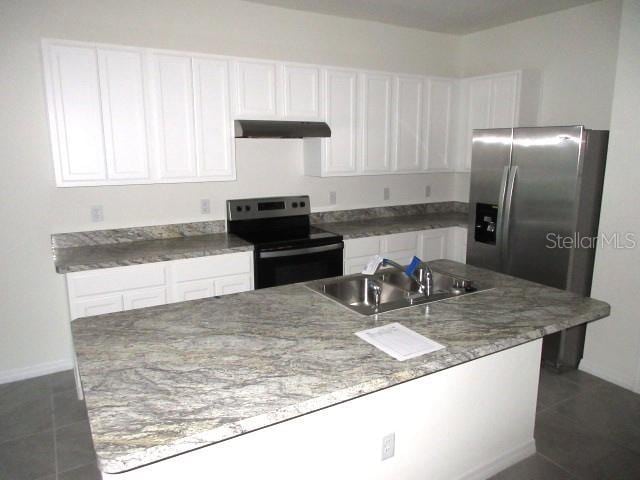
[453,0,623,203]
[0,0,463,380]
[581,0,640,393]
[460,0,622,130]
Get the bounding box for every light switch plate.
[384,187,390,201]
[329,191,337,205]
[200,199,211,215]
[90,205,104,223]
[425,185,431,198]
[381,432,395,460]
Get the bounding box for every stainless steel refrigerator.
[466,126,609,371]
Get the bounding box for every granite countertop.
[54,212,467,273]
[71,260,610,473]
[54,233,253,273]
[317,211,468,239]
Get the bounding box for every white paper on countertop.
[355,322,445,361]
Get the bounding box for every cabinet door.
[282,64,321,119]
[344,257,371,275]
[344,236,381,260]
[192,58,234,179]
[393,76,423,172]
[123,287,167,310]
[445,227,468,263]
[425,79,453,171]
[216,274,252,296]
[173,279,215,302]
[359,73,393,173]
[464,78,493,170]
[70,294,123,320]
[98,48,150,181]
[491,72,519,128]
[420,229,448,261]
[382,231,420,265]
[323,69,358,175]
[234,60,278,117]
[150,54,198,179]
[45,44,107,184]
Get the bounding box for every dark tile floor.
[1,367,639,479]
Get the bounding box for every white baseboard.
[579,359,637,392]
[456,439,537,480]
[0,358,74,385]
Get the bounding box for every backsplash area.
[51,201,468,249]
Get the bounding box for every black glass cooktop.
[234,226,342,250]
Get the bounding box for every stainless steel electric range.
[226,196,344,289]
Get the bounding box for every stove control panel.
[227,195,311,221]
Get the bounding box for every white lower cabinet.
[342,227,467,274]
[66,251,252,320]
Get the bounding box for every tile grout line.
[51,391,59,479]
[536,451,582,479]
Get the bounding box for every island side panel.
[102,339,541,480]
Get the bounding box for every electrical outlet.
[329,191,337,205]
[425,185,431,198]
[200,199,211,215]
[90,205,104,223]
[384,187,390,201]
[381,432,395,461]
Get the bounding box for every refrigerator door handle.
[501,165,518,269]
[496,166,510,270]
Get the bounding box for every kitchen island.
[71,260,610,479]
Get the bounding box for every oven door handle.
[258,243,344,259]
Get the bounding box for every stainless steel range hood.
[234,120,331,138]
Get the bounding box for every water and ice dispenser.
[474,203,498,245]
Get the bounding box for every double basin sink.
[308,265,484,315]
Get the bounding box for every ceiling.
[242,0,600,34]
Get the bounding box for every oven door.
[254,242,344,289]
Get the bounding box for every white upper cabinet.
[234,60,278,118]
[321,68,358,175]
[425,78,453,171]
[490,72,519,128]
[359,72,393,173]
[282,64,321,119]
[44,44,107,184]
[192,58,235,179]
[150,53,198,179]
[458,70,536,171]
[98,49,150,181]
[393,76,423,173]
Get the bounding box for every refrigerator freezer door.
[466,128,513,273]
[504,126,584,289]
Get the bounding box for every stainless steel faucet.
[378,258,434,296]
[367,278,383,312]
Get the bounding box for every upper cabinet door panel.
[282,64,321,119]
[192,58,234,179]
[394,76,423,172]
[491,72,519,128]
[323,69,358,175]
[426,79,452,171]
[150,54,198,179]
[46,45,107,183]
[234,60,278,117]
[360,73,393,173]
[97,49,150,180]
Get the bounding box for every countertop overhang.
[71,260,610,473]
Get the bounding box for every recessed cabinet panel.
[47,45,107,183]
[216,274,252,295]
[323,69,358,175]
[360,73,393,173]
[283,64,321,119]
[193,58,234,179]
[173,279,215,302]
[151,54,198,179]
[426,79,452,171]
[394,76,423,172]
[235,61,278,117]
[98,49,150,180]
[420,229,448,261]
[491,73,519,128]
[123,288,167,310]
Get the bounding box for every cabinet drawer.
[344,236,381,259]
[215,274,252,296]
[67,263,167,297]
[123,287,167,310]
[171,252,252,282]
